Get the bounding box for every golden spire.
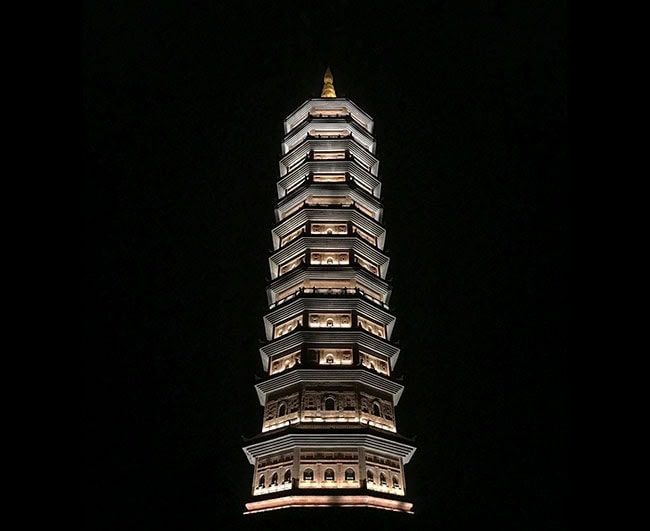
[320,67,336,98]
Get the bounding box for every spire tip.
[321,67,336,98]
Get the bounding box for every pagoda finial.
[320,67,336,98]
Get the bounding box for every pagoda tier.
[279,138,380,177]
[282,117,376,154]
[243,70,415,515]
[262,297,396,339]
[271,207,386,249]
[253,368,405,405]
[258,329,401,372]
[277,164,382,199]
[274,182,383,222]
[283,95,375,135]
[269,236,390,279]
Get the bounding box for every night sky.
[81,2,567,529]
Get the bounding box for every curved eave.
[284,98,374,135]
[259,330,400,371]
[271,207,386,250]
[242,432,416,465]
[266,267,392,305]
[254,368,404,406]
[282,118,376,155]
[269,237,389,279]
[279,138,379,178]
[244,494,413,515]
[275,180,382,215]
[262,297,396,341]
[274,183,384,222]
[277,162,382,200]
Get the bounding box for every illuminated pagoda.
[242,69,416,515]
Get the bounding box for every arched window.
[326,229,333,234]
[367,470,374,483]
[303,468,314,481]
[324,397,336,411]
[258,475,265,488]
[372,401,382,417]
[380,473,387,486]
[324,468,335,481]
[345,468,356,481]
[392,476,399,488]
[284,470,292,483]
[326,319,334,327]
[326,354,334,364]
[278,403,287,417]
[271,472,278,486]
[326,257,334,264]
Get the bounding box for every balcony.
[273,257,383,287]
[275,178,383,222]
[282,98,375,136]
[268,286,389,311]
[279,138,380,178]
[284,171,376,197]
[277,161,382,201]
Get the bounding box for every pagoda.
[242,69,416,514]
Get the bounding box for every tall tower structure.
[243,69,416,515]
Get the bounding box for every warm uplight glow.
[273,316,303,338]
[320,67,336,98]
[308,312,351,328]
[269,351,301,375]
[306,196,353,206]
[312,173,347,183]
[279,255,305,276]
[313,151,347,160]
[281,201,305,219]
[278,198,379,222]
[355,255,379,276]
[310,223,348,235]
[274,281,387,309]
[245,495,413,515]
[310,108,348,117]
[360,351,390,375]
[308,348,353,365]
[352,225,376,245]
[310,130,349,138]
[280,226,305,247]
[358,204,375,218]
[310,251,350,265]
[253,481,293,496]
[358,315,385,338]
[244,74,415,516]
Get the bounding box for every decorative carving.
[310,251,349,265]
[269,350,301,375]
[359,351,390,376]
[307,313,352,329]
[274,316,303,338]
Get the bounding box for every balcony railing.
[269,286,389,310]
[284,171,375,197]
[291,112,372,135]
[278,231,379,255]
[275,261,382,282]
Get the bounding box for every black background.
[81,1,567,529]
